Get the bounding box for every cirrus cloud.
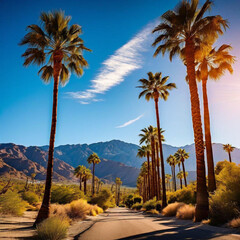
[66,21,157,104]
[116,114,144,128]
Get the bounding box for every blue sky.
[1,0,240,148]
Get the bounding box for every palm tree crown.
[87,153,101,165]
[196,44,234,82]
[20,11,91,85]
[152,0,227,61]
[137,72,176,101]
[223,144,235,153]
[174,149,189,163]
[139,126,164,145]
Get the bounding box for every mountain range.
[0,140,239,187]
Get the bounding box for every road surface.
[78,208,240,240]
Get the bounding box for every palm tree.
[196,45,234,192]
[82,168,92,195]
[138,72,176,207]
[20,11,91,225]
[152,0,227,221]
[166,155,177,191]
[115,177,122,206]
[74,165,86,191]
[223,144,235,163]
[87,153,101,196]
[177,171,184,189]
[165,174,172,191]
[137,145,151,200]
[174,149,189,187]
[139,126,161,199]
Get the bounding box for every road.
[78,208,240,240]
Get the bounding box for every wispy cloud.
[116,114,144,128]
[66,21,156,104]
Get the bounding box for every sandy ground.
[0,211,37,240]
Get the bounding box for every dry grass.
[146,209,159,215]
[36,216,69,240]
[228,218,240,228]
[50,200,103,220]
[162,202,186,217]
[176,204,195,220]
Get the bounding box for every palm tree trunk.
[79,176,82,191]
[147,151,151,200]
[171,166,174,191]
[179,178,182,189]
[92,163,95,196]
[154,99,167,207]
[228,152,232,163]
[151,137,157,198]
[181,161,188,187]
[173,166,176,191]
[156,142,162,200]
[34,51,63,226]
[178,165,182,189]
[202,78,216,192]
[185,38,209,221]
[84,178,87,195]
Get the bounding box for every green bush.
[119,203,126,207]
[210,162,240,225]
[124,194,134,208]
[155,201,162,212]
[89,189,112,211]
[0,191,28,216]
[131,203,142,210]
[143,199,156,211]
[167,184,196,204]
[51,185,84,204]
[22,191,39,205]
[133,196,142,204]
[36,216,69,240]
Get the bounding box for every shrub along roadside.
[0,191,28,216]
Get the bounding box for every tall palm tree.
[166,155,177,191]
[139,126,163,199]
[152,0,227,221]
[174,149,189,187]
[74,165,86,191]
[165,174,172,191]
[20,11,91,225]
[138,72,176,207]
[82,168,92,195]
[196,44,234,192]
[115,177,122,206]
[87,153,101,196]
[137,145,151,200]
[177,171,184,189]
[223,144,235,163]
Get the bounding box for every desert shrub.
[89,189,112,210]
[119,203,126,207]
[21,191,39,205]
[215,160,232,175]
[131,203,142,210]
[143,199,156,211]
[125,194,134,208]
[162,202,185,217]
[146,209,159,215]
[0,191,28,216]
[167,184,196,204]
[51,185,84,204]
[176,204,195,220]
[66,199,91,219]
[89,205,103,216]
[50,204,68,219]
[155,201,162,212]
[228,218,240,228]
[210,163,240,225]
[36,216,69,240]
[133,196,142,204]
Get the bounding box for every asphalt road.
[78,208,240,240]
